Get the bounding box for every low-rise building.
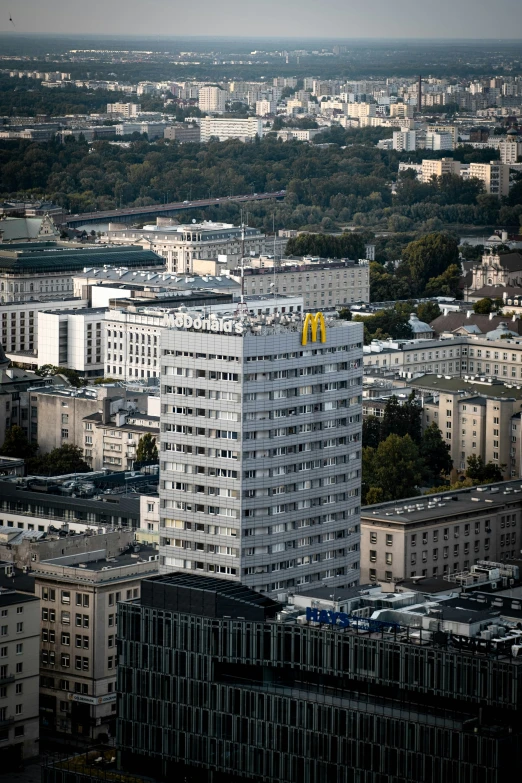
[35,542,158,738]
[361,479,522,584]
[0,589,39,768]
[199,117,263,142]
[163,123,200,143]
[37,308,106,377]
[229,258,370,309]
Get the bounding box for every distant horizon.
[1,32,522,42]
[1,0,521,38]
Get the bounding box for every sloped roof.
[430,312,522,336]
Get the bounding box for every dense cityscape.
[0,18,522,783]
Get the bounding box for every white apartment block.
[199,117,263,143]
[104,222,267,274]
[159,311,363,595]
[427,124,458,147]
[1,299,88,358]
[0,589,39,766]
[469,161,510,197]
[499,137,522,164]
[198,86,226,114]
[255,100,276,116]
[35,546,158,738]
[361,481,522,584]
[231,259,370,309]
[106,102,141,117]
[346,102,376,119]
[425,132,454,151]
[392,130,417,151]
[38,308,105,376]
[389,103,414,119]
[421,157,461,183]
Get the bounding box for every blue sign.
[305,607,399,633]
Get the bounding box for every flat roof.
[362,478,522,524]
[411,373,522,400]
[42,544,158,572]
[0,589,38,606]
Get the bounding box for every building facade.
[35,544,158,739]
[361,479,522,583]
[469,161,510,197]
[159,311,363,595]
[199,117,263,143]
[0,590,39,769]
[198,86,226,114]
[116,572,522,783]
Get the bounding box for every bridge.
[62,191,286,228]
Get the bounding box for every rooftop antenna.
[272,212,278,312]
[235,219,248,317]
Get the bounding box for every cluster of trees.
[0,426,91,476]
[362,395,453,503]
[348,300,441,344]
[1,126,519,235]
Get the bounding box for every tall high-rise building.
[159,310,363,595]
[198,86,226,114]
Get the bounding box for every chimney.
[489,312,494,320]
[466,309,471,319]
[418,75,422,113]
[102,397,111,425]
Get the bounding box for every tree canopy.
[28,444,91,476]
[399,233,459,295]
[136,433,158,465]
[362,434,424,504]
[0,426,38,461]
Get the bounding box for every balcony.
[0,674,14,686]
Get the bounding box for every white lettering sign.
[163,313,243,334]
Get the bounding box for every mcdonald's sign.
[301,312,327,345]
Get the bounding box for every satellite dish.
[192,219,196,224]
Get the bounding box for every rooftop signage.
[305,606,399,632]
[302,312,326,345]
[164,312,243,334]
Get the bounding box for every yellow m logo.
[301,312,327,345]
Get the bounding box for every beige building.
[35,543,158,738]
[389,103,414,119]
[82,399,159,471]
[411,374,522,478]
[499,135,522,164]
[421,157,461,183]
[231,259,370,309]
[361,479,522,584]
[0,586,39,767]
[469,161,510,197]
[198,86,226,114]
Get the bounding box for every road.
[63,190,285,227]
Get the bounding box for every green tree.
[0,426,38,460]
[420,422,453,481]
[362,416,381,449]
[353,308,413,344]
[379,393,422,445]
[473,297,494,314]
[136,433,158,464]
[400,233,459,294]
[28,444,91,476]
[423,264,462,298]
[362,434,424,503]
[338,308,352,321]
[37,365,84,388]
[416,301,441,323]
[466,455,505,483]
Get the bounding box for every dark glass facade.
[117,574,522,783]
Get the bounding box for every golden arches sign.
[301,312,327,345]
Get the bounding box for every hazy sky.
[1,0,522,38]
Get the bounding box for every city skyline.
[1,0,522,38]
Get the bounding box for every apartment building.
[427,124,458,147]
[392,130,416,151]
[361,479,522,583]
[1,298,88,358]
[198,86,226,114]
[159,310,363,595]
[163,123,200,143]
[82,399,159,471]
[421,157,461,182]
[411,373,522,478]
[499,133,522,164]
[255,99,276,116]
[106,103,140,117]
[230,259,370,309]
[0,243,163,304]
[0,590,39,769]
[345,102,376,119]
[425,131,454,151]
[199,117,263,142]
[38,308,105,377]
[35,543,158,738]
[389,103,414,119]
[104,221,267,274]
[469,161,510,197]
